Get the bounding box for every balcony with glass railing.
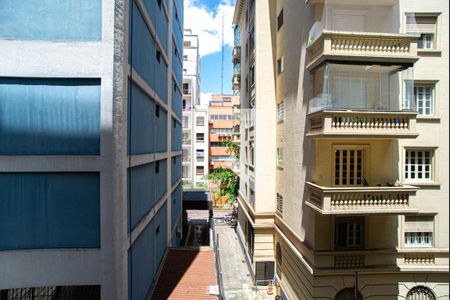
[306,0,420,70]
[307,63,418,138]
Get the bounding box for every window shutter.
[406,16,436,33]
[404,217,434,232]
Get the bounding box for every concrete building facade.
[233,0,449,299]
[0,0,183,299]
[208,94,241,173]
[182,30,209,187]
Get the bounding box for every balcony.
[307,110,418,139]
[232,46,241,64]
[314,249,448,271]
[306,182,419,215]
[307,31,419,71]
[232,74,240,90]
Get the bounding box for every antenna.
[221,7,224,95]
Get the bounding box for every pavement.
[214,214,275,300]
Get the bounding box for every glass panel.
[309,63,414,113]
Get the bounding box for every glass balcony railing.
[306,0,420,69]
[309,63,415,113]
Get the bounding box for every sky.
[184,0,236,105]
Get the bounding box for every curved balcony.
[307,110,418,139]
[307,31,419,71]
[232,46,241,64]
[232,74,240,90]
[306,182,419,215]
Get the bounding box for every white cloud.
[184,0,236,57]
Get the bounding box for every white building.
[182,29,209,187]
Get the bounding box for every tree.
[221,140,240,159]
[208,167,239,203]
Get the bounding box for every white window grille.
[276,193,283,215]
[334,147,366,186]
[404,216,434,248]
[405,149,434,182]
[277,102,285,122]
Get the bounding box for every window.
[249,142,255,166]
[196,116,205,126]
[196,166,204,175]
[404,149,434,182]
[406,15,437,50]
[406,286,436,300]
[277,9,284,31]
[173,119,177,128]
[277,148,284,166]
[156,50,161,63]
[155,161,160,174]
[155,104,160,117]
[184,41,191,47]
[196,133,205,142]
[249,64,255,86]
[414,84,435,116]
[334,147,366,186]
[277,102,285,122]
[182,116,189,127]
[335,218,363,249]
[182,99,187,110]
[404,216,434,248]
[157,0,162,9]
[196,149,205,157]
[173,157,177,165]
[183,55,188,61]
[183,83,190,94]
[276,193,283,215]
[277,56,284,75]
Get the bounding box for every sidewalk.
[214,221,275,300]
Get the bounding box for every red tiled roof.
[151,249,218,300]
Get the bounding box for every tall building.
[182,29,209,187]
[208,94,240,172]
[233,0,449,299]
[0,1,183,299]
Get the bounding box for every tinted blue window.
[171,119,182,151]
[128,82,155,155]
[155,159,168,202]
[0,0,101,41]
[172,0,183,49]
[171,183,182,230]
[130,219,155,300]
[129,163,156,230]
[142,0,169,53]
[0,173,100,250]
[171,156,182,185]
[130,2,168,103]
[155,109,168,153]
[172,45,183,86]
[0,78,100,155]
[172,84,183,119]
[154,203,168,269]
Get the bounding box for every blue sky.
[184,0,236,104]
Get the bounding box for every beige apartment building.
[208,94,240,172]
[233,0,449,299]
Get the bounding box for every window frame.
[405,13,439,50]
[413,82,436,116]
[332,145,368,187]
[403,148,436,184]
[334,217,364,250]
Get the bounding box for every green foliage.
[208,167,239,202]
[221,140,240,159]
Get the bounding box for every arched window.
[406,286,436,300]
[335,288,363,300]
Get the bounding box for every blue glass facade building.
[0,0,183,299]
